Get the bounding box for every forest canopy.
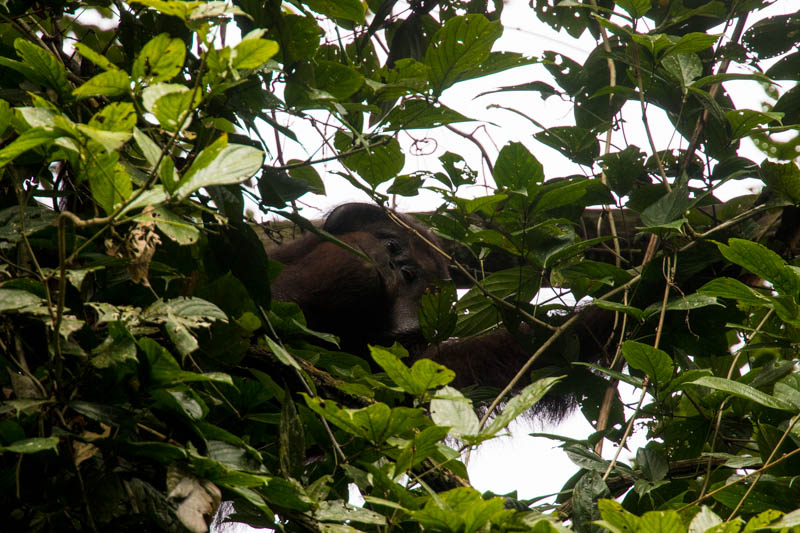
[2,1,800,532]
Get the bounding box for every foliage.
[1,1,800,532]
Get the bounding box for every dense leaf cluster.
[1,1,800,532]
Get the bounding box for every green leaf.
[464,229,518,255]
[493,141,544,190]
[152,90,198,132]
[304,396,428,444]
[574,362,644,388]
[638,510,684,533]
[165,313,199,356]
[621,341,674,387]
[534,125,599,166]
[1,436,60,454]
[279,392,305,479]
[0,128,57,168]
[133,127,162,167]
[76,124,131,152]
[123,441,188,463]
[597,146,645,196]
[761,161,800,204]
[16,107,57,129]
[381,99,473,131]
[640,182,693,227]
[764,509,800,529]
[232,38,279,69]
[461,194,507,216]
[73,42,118,71]
[418,281,458,344]
[334,133,404,188]
[698,277,771,306]
[129,0,203,20]
[411,487,508,533]
[642,293,721,319]
[148,297,226,322]
[726,109,783,139]
[315,60,364,99]
[174,143,264,200]
[264,336,301,370]
[534,180,589,212]
[133,127,177,192]
[717,238,800,296]
[425,15,503,95]
[370,346,454,395]
[0,100,10,137]
[557,260,633,289]
[483,378,560,436]
[615,0,651,18]
[0,56,38,87]
[117,186,169,216]
[662,53,702,90]
[140,338,232,386]
[637,218,688,234]
[387,174,423,196]
[688,506,724,533]
[686,376,795,411]
[459,51,540,82]
[132,33,186,83]
[91,328,137,369]
[775,374,800,410]
[302,0,364,23]
[14,39,71,98]
[141,82,188,113]
[598,499,640,533]
[259,167,320,205]
[188,2,248,21]
[313,500,387,526]
[394,425,452,474]
[637,445,668,482]
[82,152,133,215]
[692,71,772,89]
[89,102,136,132]
[73,69,131,98]
[663,32,720,58]
[430,386,480,439]
[147,206,200,245]
[454,266,541,337]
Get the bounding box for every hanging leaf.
[174,143,264,200]
[73,70,132,98]
[493,142,544,190]
[132,33,186,84]
[686,376,795,411]
[425,15,503,95]
[621,341,674,388]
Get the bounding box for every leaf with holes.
[425,15,502,95]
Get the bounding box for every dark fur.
[270,203,614,417]
[271,204,450,352]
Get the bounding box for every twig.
[676,417,800,513]
[679,11,748,174]
[630,44,670,192]
[602,256,675,480]
[444,124,494,175]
